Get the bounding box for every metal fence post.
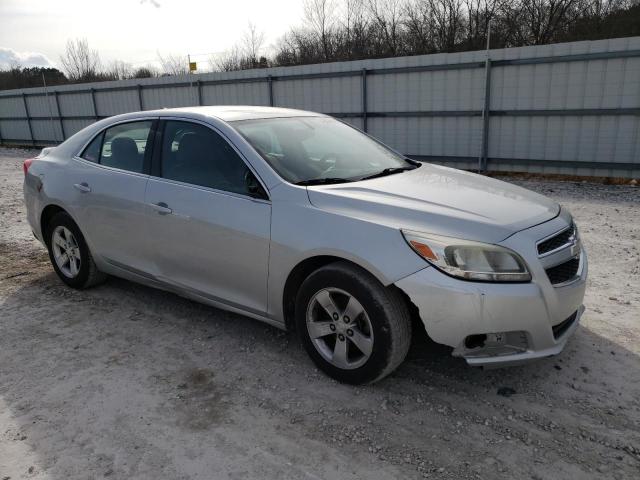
[90,88,98,119]
[54,91,66,140]
[361,68,368,132]
[479,59,492,173]
[42,75,57,143]
[22,93,35,145]
[268,75,274,106]
[137,85,144,110]
[197,80,203,106]
[479,25,492,173]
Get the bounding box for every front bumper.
[395,212,587,367]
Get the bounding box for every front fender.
[266,196,426,323]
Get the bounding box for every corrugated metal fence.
[1,37,639,177]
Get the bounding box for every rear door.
[144,119,271,315]
[68,119,157,273]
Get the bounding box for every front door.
[144,119,271,315]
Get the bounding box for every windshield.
[232,116,415,184]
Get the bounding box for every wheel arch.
[40,204,69,245]
[281,254,400,332]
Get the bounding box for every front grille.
[545,256,580,285]
[552,311,578,339]
[538,223,575,256]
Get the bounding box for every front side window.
[232,116,415,184]
[160,120,255,196]
[99,121,153,173]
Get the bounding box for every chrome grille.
[537,223,575,256]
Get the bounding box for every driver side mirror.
[245,170,268,200]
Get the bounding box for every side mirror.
[244,170,267,200]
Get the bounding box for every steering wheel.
[318,153,340,175]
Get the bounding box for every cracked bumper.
[395,245,587,368]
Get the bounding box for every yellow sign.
[189,62,197,72]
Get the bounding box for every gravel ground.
[1,147,639,480]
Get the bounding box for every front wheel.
[295,261,412,384]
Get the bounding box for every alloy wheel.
[51,226,82,278]
[306,287,374,370]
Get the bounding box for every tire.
[45,211,107,289]
[295,261,412,385]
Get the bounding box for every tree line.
[273,0,640,66]
[0,38,159,91]
[1,0,638,90]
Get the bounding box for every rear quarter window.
[80,132,103,163]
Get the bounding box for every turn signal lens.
[409,240,437,261]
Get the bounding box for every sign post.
[188,55,197,104]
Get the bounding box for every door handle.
[150,202,173,215]
[73,182,91,193]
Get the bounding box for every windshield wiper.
[359,165,419,181]
[296,177,353,186]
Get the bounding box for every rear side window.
[80,132,103,163]
[99,121,153,173]
[160,120,252,196]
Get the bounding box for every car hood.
[306,163,560,243]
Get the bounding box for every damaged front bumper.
[395,216,588,368]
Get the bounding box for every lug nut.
[346,329,353,337]
[338,334,345,341]
[332,312,339,320]
[329,324,336,331]
[343,316,350,323]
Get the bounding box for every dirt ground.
[1,147,639,480]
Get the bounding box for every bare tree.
[107,60,132,80]
[365,0,404,55]
[157,52,189,75]
[428,0,467,51]
[210,47,243,72]
[59,38,101,82]
[464,0,506,49]
[340,0,370,58]
[404,0,436,53]
[561,0,637,40]
[242,22,266,66]
[508,0,584,45]
[304,0,337,60]
[209,23,268,72]
[577,0,629,18]
[274,31,304,65]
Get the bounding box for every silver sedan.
[23,106,587,384]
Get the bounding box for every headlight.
[402,230,531,282]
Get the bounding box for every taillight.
[23,158,34,176]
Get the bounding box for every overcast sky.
[0,0,306,70]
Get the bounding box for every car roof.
[147,105,327,122]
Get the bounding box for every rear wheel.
[45,212,106,289]
[295,261,412,384]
